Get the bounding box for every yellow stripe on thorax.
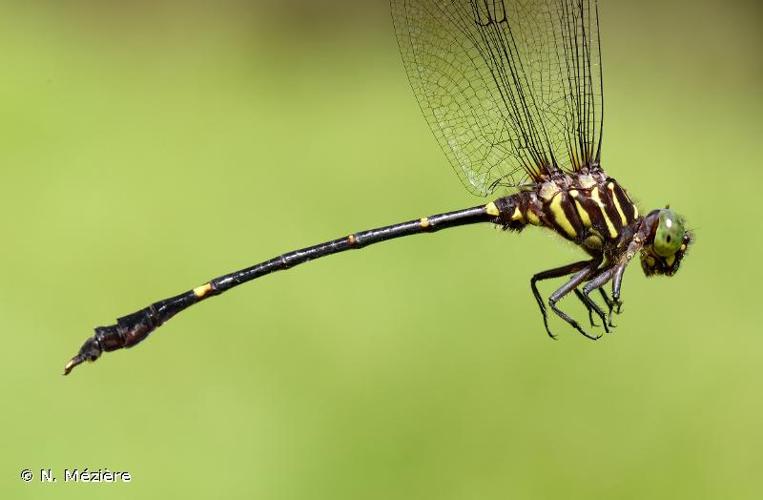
[590,187,618,239]
[569,190,591,228]
[549,193,577,238]
[583,234,603,250]
[608,183,628,225]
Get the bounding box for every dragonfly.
[64,0,693,375]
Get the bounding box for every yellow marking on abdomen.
[569,190,591,228]
[485,201,500,216]
[608,183,628,225]
[193,283,213,298]
[549,194,577,238]
[419,217,431,228]
[348,234,357,245]
[511,207,523,222]
[632,204,639,219]
[591,187,618,239]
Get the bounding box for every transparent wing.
[392,0,604,196]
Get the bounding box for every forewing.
[392,0,604,197]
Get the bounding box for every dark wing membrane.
[392,0,603,196]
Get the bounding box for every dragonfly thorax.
[494,169,642,254]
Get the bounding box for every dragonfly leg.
[531,258,600,340]
[547,261,603,341]
[573,289,595,326]
[574,264,618,332]
[582,264,625,329]
[597,288,614,312]
[574,288,608,331]
[595,288,619,328]
[591,276,624,322]
[611,265,626,316]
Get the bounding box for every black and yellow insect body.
[486,165,691,339]
[65,0,693,375]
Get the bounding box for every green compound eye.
[654,209,685,257]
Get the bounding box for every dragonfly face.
[640,209,693,277]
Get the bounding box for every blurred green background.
[1,0,760,498]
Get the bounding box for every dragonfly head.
[640,208,693,277]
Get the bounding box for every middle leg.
[546,259,603,340]
[530,260,596,340]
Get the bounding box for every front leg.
[597,233,645,321]
[591,268,626,322]
[610,264,626,315]
[581,264,626,329]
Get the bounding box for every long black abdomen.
[64,204,498,375]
